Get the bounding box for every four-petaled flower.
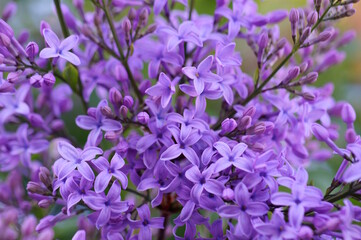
[145,73,178,108]
[84,182,129,229]
[57,141,103,181]
[160,126,201,166]
[182,55,222,94]
[93,153,128,193]
[218,182,269,236]
[39,28,81,65]
[185,164,224,202]
[130,205,164,239]
[213,141,253,173]
[11,124,48,167]
[76,99,122,146]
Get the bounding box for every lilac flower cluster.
[0,0,360,239]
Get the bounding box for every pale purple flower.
[92,153,128,193]
[215,42,242,72]
[254,210,297,239]
[0,84,30,123]
[215,0,266,38]
[185,164,224,202]
[182,55,222,94]
[76,99,122,146]
[130,205,164,239]
[153,0,187,15]
[159,21,203,51]
[160,126,201,166]
[213,141,253,173]
[218,182,269,236]
[67,177,94,214]
[39,28,81,65]
[271,168,323,228]
[179,83,222,114]
[10,124,48,167]
[145,73,178,108]
[56,141,103,181]
[84,182,128,228]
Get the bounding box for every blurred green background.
[1,0,361,238]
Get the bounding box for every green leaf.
[63,64,79,92]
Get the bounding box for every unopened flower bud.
[145,24,157,35]
[311,123,329,141]
[325,217,340,231]
[43,72,56,87]
[299,27,311,44]
[123,96,134,108]
[104,131,118,141]
[50,119,64,131]
[299,62,308,73]
[73,0,84,9]
[341,103,356,124]
[137,112,149,124]
[298,226,313,240]
[18,30,29,45]
[21,215,37,236]
[119,105,128,118]
[30,74,43,88]
[139,8,149,25]
[26,42,39,62]
[2,2,17,22]
[128,8,137,21]
[315,0,322,13]
[29,113,45,128]
[243,106,256,117]
[100,106,114,118]
[0,19,14,37]
[222,188,234,201]
[337,30,356,48]
[87,107,97,118]
[117,139,129,153]
[289,8,299,43]
[0,32,11,47]
[38,199,54,208]
[237,115,252,130]
[109,87,122,106]
[302,92,315,101]
[299,72,318,84]
[27,182,48,195]
[345,128,357,143]
[7,70,24,83]
[114,64,127,81]
[248,122,266,135]
[221,118,237,133]
[289,8,299,23]
[283,66,300,84]
[252,142,265,152]
[3,208,18,225]
[122,19,131,33]
[307,11,318,26]
[39,167,52,188]
[139,80,151,94]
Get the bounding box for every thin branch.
[100,0,144,104]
